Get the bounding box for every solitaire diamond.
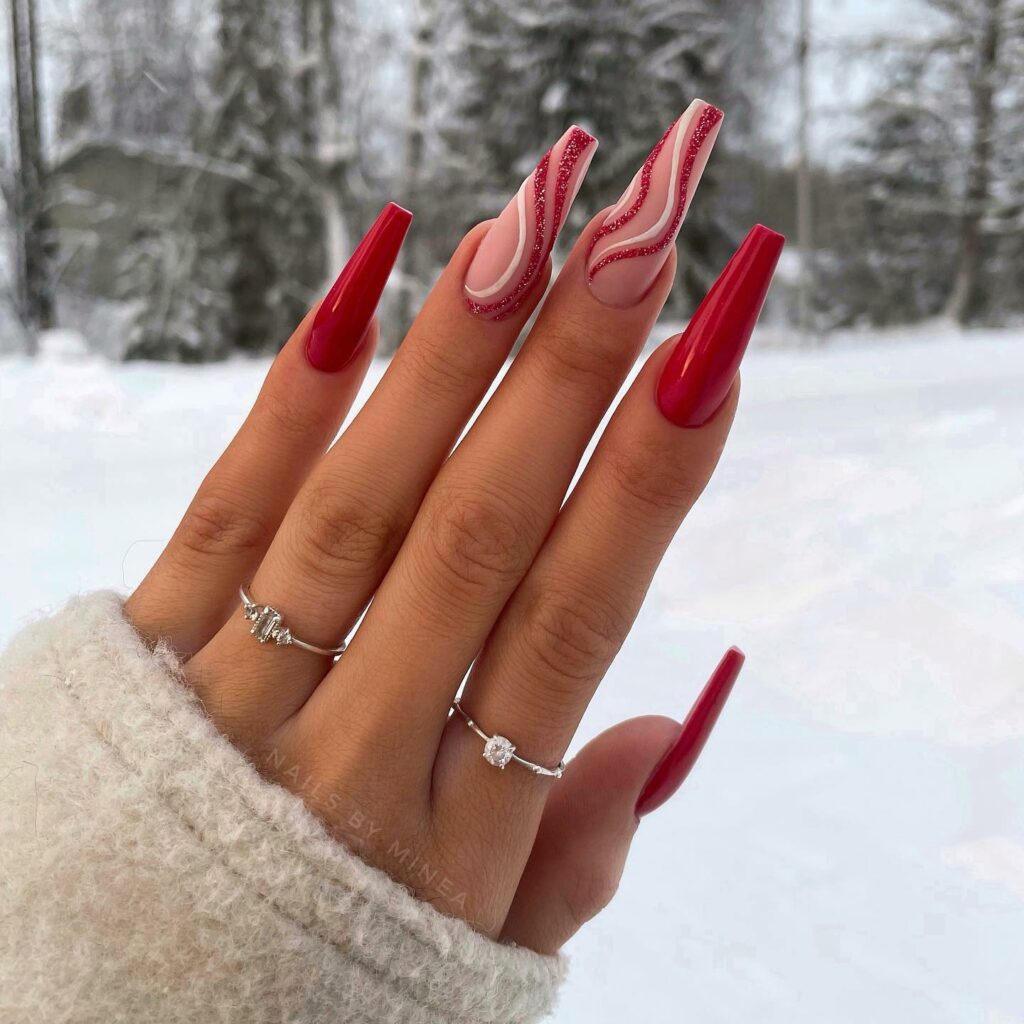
[482,735,515,769]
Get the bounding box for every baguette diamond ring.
[451,699,565,779]
[239,586,347,658]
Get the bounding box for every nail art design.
[464,125,598,321]
[656,224,785,428]
[634,647,745,819]
[306,202,412,372]
[586,100,723,307]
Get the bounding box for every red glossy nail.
[306,202,413,372]
[634,647,745,819]
[656,224,784,427]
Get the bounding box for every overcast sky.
[768,0,941,161]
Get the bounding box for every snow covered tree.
[123,0,326,359]
[57,0,206,145]
[935,0,1023,324]
[820,58,960,326]
[436,0,777,315]
[829,0,1024,327]
[50,0,224,359]
[118,211,235,362]
[205,0,324,353]
[8,0,55,347]
[390,0,443,337]
[297,0,361,271]
[986,39,1024,319]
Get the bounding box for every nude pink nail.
[586,100,723,308]
[464,125,598,321]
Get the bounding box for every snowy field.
[1,327,1022,1021]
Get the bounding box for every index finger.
[125,204,410,655]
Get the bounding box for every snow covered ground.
[2,326,1022,1021]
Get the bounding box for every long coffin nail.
[464,125,598,321]
[586,100,723,307]
[635,647,745,819]
[306,202,412,372]
[656,224,784,428]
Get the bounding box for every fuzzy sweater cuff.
[0,592,565,1023]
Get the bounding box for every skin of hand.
[125,114,782,952]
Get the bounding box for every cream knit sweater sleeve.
[0,592,565,1023]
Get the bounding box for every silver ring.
[451,699,565,779]
[239,585,347,658]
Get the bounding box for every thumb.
[500,648,743,954]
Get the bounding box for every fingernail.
[634,647,745,819]
[306,202,412,372]
[464,125,597,321]
[586,100,723,307]
[656,224,784,428]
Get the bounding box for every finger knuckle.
[426,491,530,596]
[257,384,328,444]
[605,436,700,524]
[532,316,627,396]
[401,334,474,403]
[293,486,399,587]
[521,584,628,691]
[176,491,270,561]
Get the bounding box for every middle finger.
[191,125,595,740]
[304,101,724,772]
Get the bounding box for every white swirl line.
[591,104,701,265]
[465,182,530,300]
[566,142,598,216]
[605,166,643,222]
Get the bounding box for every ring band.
[451,699,565,779]
[239,586,347,658]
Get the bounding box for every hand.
[125,110,783,953]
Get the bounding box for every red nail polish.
[656,225,784,427]
[634,647,745,819]
[306,203,412,372]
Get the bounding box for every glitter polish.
[464,126,598,321]
[586,101,723,308]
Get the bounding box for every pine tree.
[823,59,960,326]
[437,0,776,314]
[937,0,1017,324]
[390,0,443,340]
[832,0,1024,327]
[986,36,1024,319]
[57,0,204,144]
[124,0,326,360]
[118,213,235,362]
[209,0,324,353]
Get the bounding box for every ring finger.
[436,225,784,919]
[190,127,596,740]
[125,205,410,656]
[301,102,727,787]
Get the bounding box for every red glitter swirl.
[467,126,595,321]
[586,105,722,280]
[586,124,673,260]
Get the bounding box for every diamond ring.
[451,700,565,779]
[239,586,347,658]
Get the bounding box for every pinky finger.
[500,649,743,954]
[126,204,410,655]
